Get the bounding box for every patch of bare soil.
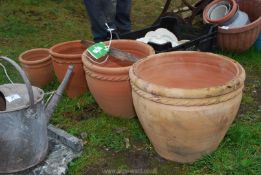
[81,146,184,175]
[64,104,101,121]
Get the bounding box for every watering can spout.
[45,65,74,121]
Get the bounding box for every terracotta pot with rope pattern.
[82,40,155,118]
[129,51,245,162]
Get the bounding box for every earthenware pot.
[217,0,261,52]
[129,51,245,162]
[50,40,88,98]
[203,0,238,25]
[19,48,53,87]
[82,40,154,118]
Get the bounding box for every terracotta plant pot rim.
[203,0,238,24]
[130,51,245,99]
[81,40,154,75]
[49,40,83,60]
[218,16,261,33]
[19,48,51,65]
[82,50,131,75]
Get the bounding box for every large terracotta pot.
[50,40,88,98]
[217,0,261,52]
[82,40,154,118]
[19,48,54,87]
[129,51,245,162]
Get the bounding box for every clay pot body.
[203,0,238,25]
[217,0,261,52]
[130,51,245,162]
[50,40,88,98]
[19,48,53,87]
[82,40,154,118]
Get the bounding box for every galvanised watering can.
[0,56,74,173]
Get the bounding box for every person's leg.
[83,0,116,42]
[115,0,132,34]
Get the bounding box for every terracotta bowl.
[130,51,245,162]
[217,0,261,52]
[19,48,54,88]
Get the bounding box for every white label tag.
[220,26,230,30]
[5,94,21,103]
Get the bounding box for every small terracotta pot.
[217,0,261,52]
[130,51,245,162]
[50,40,88,98]
[19,48,54,87]
[203,0,238,25]
[82,40,155,118]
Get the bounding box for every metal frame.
[153,0,213,24]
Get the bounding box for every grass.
[0,0,260,174]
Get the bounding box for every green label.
[87,42,109,59]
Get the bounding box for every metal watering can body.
[0,56,73,173]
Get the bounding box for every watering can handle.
[0,56,35,107]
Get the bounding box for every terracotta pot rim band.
[82,50,131,74]
[49,40,84,59]
[19,48,51,65]
[21,61,53,69]
[81,39,154,75]
[130,51,245,99]
[83,66,129,81]
[52,57,83,64]
[131,82,243,106]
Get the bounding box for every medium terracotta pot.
[19,48,53,87]
[217,0,261,52]
[50,40,88,98]
[82,40,155,118]
[203,0,238,25]
[129,51,245,162]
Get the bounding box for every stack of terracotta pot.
[203,0,261,52]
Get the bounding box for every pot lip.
[81,40,155,75]
[19,48,51,65]
[218,16,261,33]
[203,0,238,25]
[130,51,245,99]
[49,40,84,59]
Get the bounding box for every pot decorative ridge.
[82,39,155,118]
[49,40,84,59]
[19,48,51,65]
[50,40,88,98]
[18,48,54,87]
[130,51,245,99]
[130,51,246,162]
